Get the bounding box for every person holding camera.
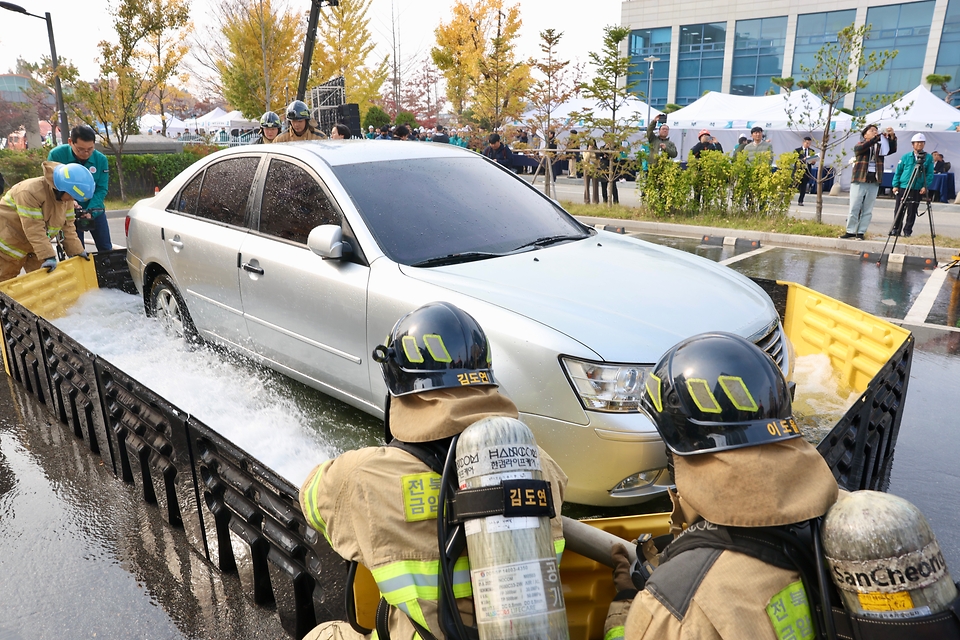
[646,114,677,163]
[890,133,935,237]
[47,125,111,251]
[840,124,897,240]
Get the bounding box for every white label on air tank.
[464,471,539,536]
[472,558,565,622]
[457,444,542,479]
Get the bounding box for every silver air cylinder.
[822,490,957,619]
[456,416,569,640]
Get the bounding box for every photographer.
[840,124,897,240]
[646,113,677,163]
[890,133,935,237]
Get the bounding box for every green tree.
[395,111,417,128]
[362,104,390,130]
[524,29,579,198]
[772,24,902,222]
[471,3,529,131]
[571,26,640,208]
[144,0,191,136]
[196,0,302,119]
[309,0,389,123]
[926,74,960,106]
[69,0,192,200]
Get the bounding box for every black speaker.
[336,103,361,139]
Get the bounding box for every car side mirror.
[307,224,344,259]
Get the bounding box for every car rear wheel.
[149,275,197,342]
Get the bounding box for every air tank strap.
[831,589,960,640]
[449,479,556,522]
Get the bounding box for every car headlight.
[560,357,652,412]
[611,468,667,494]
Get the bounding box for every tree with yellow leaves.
[309,0,389,122]
[195,0,302,119]
[144,0,191,137]
[471,2,529,131]
[431,0,486,118]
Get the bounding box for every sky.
[0,0,621,96]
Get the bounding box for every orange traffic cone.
[154,186,160,196]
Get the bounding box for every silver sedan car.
[124,140,789,506]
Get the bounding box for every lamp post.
[643,55,660,130]
[0,1,70,145]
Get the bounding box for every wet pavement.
[3,229,960,637]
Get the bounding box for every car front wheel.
[149,274,197,342]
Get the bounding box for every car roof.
[224,139,478,167]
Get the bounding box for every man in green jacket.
[646,115,678,163]
[47,125,111,251]
[891,133,935,237]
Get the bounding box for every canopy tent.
[866,85,960,132]
[203,109,259,132]
[666,90,853,131]
[550,96,663,129]
[138,113,187,136]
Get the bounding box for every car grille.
[753,321,786,371]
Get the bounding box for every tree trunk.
[113,145,127,202]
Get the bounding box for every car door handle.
[168,238,184,249]
[241,262,264,275]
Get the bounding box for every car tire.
[149,274,198,343]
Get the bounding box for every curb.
[573,215,960,261]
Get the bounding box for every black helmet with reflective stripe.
[286,100,311,121]
[372,302,497,397]
[259,111,281,129]
[641,332,798,455]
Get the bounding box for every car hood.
[397,232,777,362]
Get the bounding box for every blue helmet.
[53,163,95,201]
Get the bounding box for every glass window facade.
[676,23,727,105]
[933,0,960,105]
[731,17,788,96]
[628,28,671,108]
[792,10,858,76]
[857,1,935,108]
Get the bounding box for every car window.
[172,172,202,215]
[331,157,589,265]
[258,159,340,243]
[195,157,260,226]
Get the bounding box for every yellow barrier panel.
[0,257,100,320]
[352,512,673,640]
[780,280,911,394]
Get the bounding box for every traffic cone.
[154,186,160,196]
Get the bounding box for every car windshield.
[331,157,590,266]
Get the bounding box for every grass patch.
[562,201,844,237]
[104,196,153,211]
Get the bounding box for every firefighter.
[274,100,326,143]
[256,111,282,144]
[299,301,567,640]
[0,161,93,282]
[604,332,840,640]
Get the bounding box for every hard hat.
[911,133,926,143]
[372,301,497,397]
[698,128,711,138]
[53,163,95,201]
[285,100,311,121]
[259,111,281,129]
[641,332,798,455]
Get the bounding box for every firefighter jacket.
[0,161,83,262]
[274,127,326,143]
[604,528,810,640]
[300,441,567,639]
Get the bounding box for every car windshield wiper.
[510,234,586,252]
[410,251,504,268]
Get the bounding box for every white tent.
[666,90,852,131]
[866,85,960,132]
[203,109,259,131]
[138,113,187,136]
[553,96,663,129]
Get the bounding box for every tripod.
[877,156,937,265]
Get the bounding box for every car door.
[238,156,371,405]
[162,156,261,347]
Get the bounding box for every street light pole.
[643,55,660,130]
[0,2,70,144]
